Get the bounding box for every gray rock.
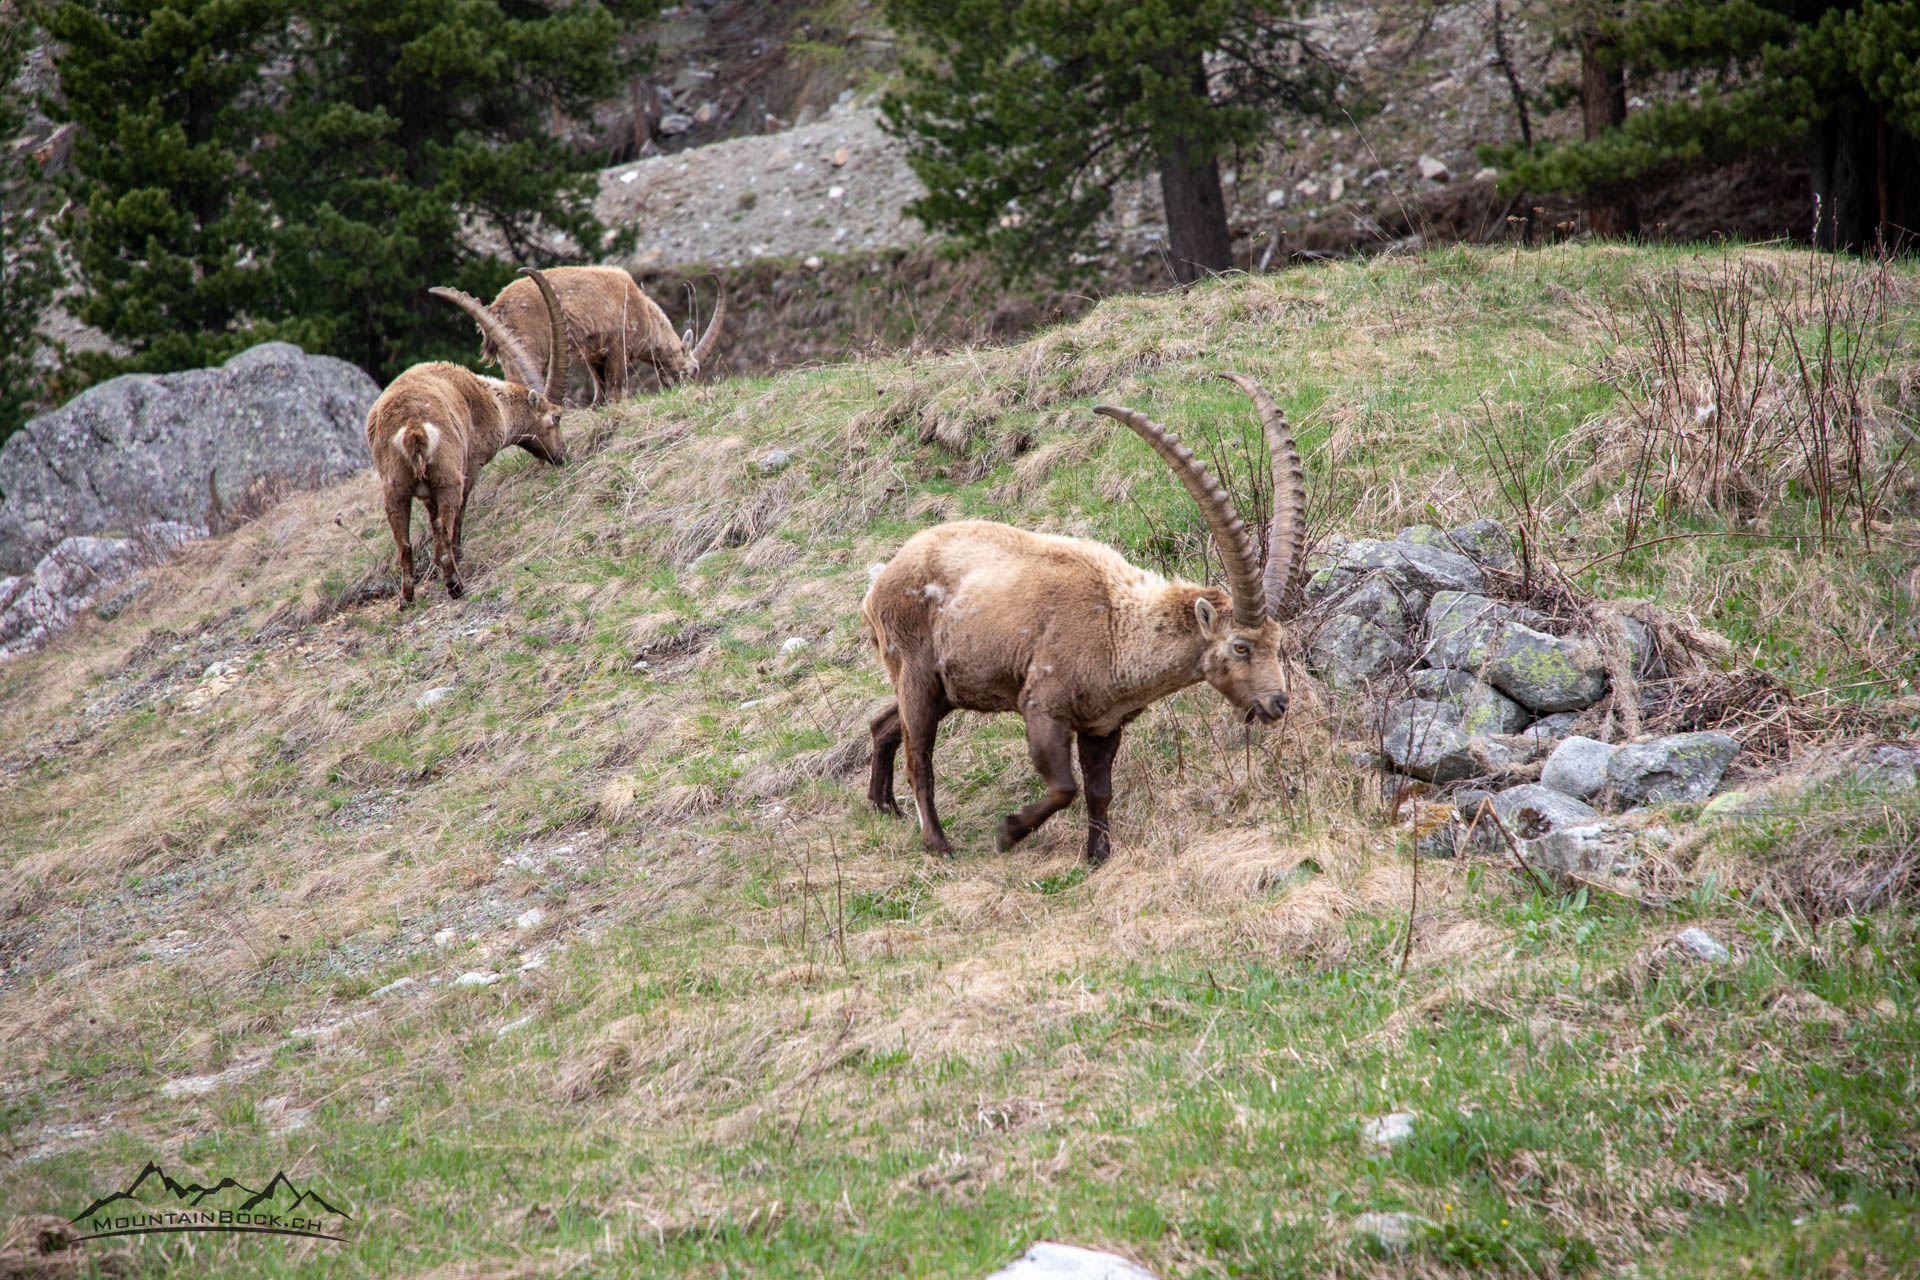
[1362,1112,1417,1148]
[1306,613,1409,690]
[1444,518,1517,572]
[1675,927,1730,963]
[1700,789,1767,821]
[753,448,793,475]
[1487,783,1598,839]
[1382,700,1509,782]
[1522,711,1581,745]
[1325,575,1421,637]
[1485,624,1608,713]
[1394,523,1443,548]
[657,112,695,136]
[1306,539,1485,607]
[1417,153,1451,181]
[1407,668,1529,734]
[1606,732,1740,806]
[1353,1212,1431,1253]
[1852,743,1920,793]
[985,1243,1159,1280]
[0,342,379,572]
[452,970,504,988]
[0,524,198,658]
[415,686,456,710]
[1541,736,1616,802]
[1520,821,1637,878]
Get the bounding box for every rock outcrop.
[0,343,379,573]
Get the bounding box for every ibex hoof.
[995,818,1023,853]
[446,579,464,600]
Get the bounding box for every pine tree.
[1,13,61,444]
[1490,1,1920,250]
[880,0,1340,284]
[45,0,658,385]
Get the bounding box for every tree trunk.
[1154,52,1232,284]
[1580,25,1638,237]
[1811,106,1920,252]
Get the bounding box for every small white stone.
[1362,1111,1417,1149]
[453,970,504,988]
[415,686,455,710]
[1676,928,1730,963]
[619,171,638,185]
[498,1015,535,1036]
[369,976,416,999]
[1417,154,1450,181]
[1329,176,1346,201]
[780,636,809,654]
[738,697,771,709]
[826,185,845,200]
[432,928,458,949]
[1265,188,1287,208]
[803,255,824,270]
[984,1242,1160,1280]
[514,907,546,930]
[1473,166,1498,182]
[1353,1212,1429,1252]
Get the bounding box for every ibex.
[862,372,1309,864]
[364,269,571,604]
[476,266,724,404]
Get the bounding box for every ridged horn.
[429,285,545,393]
[1217,372,1308,619]
[688,277,726,369]
[1092,402,1264,629]
[517,267,569,403]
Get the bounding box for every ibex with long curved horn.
[363,269,571,604]
[862,372,1309,864]
[474,266,724,404]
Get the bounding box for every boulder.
[1443,518,1517,572]
[1306,614,1408,690]
[1422,592,1606,712]
[0,342,379,572]
[1852,743,1920,793]
[1485,783,1598,840]
[1305,539,1484,607]
[1606,732,1740,806]
[1541,736,1616,802]
[1521,711,1581,745]
[985,1243,1158,1280]
[1324,575,1420,637]
[1382,699,1512,782]
[0,525,197,658]
[1407,668,1529,735]
[1521,821,1638,879]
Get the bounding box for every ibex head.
[1093,371,1309,725]
[430,267,572,463]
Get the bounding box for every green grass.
[2,243,1917,1278]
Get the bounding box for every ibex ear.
[1193,596,1218,636]
[681,327,694,350]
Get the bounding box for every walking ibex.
[862,372,1309,864]
[364,269,571,604]
[476,266,724,404]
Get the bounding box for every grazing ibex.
[364,269,571,604]
[862,372,1309,864]
[476,266,724,404]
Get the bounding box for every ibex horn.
[689,277,726,369]
[429,285,545,394]
[517,267,569,403]
[1091,402,1264,630]
[1217,372,1309,619]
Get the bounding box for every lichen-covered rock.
[1541,735,1617,802]
[1306,538,1485,606]
[1522,711,1581,745]
[1382,699,1512,782]
[1606,731,1741,806]
[1522,820,1639,878]
[0,342,379,572]
[0,524,197,658]
[1422,592,1607,713]
[1487,783,1598,838]
[1407,667,1529,734]
[1324,575,1422,637]
[1485,625,1608,713]
[1443,518,1517,572]
[1306,613,1409,689]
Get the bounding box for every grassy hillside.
[3,244,1918,1279]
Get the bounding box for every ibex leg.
[997,714,1077,852]
[867,702,904,816]
[898,682,953,856]
[385,495,415,605]
[1077,729,1123,865]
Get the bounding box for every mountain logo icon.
[69,1161,351,1242]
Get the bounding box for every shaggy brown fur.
[365,270,570,604]
[862,374,1309,864]
[479,266,725,404]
